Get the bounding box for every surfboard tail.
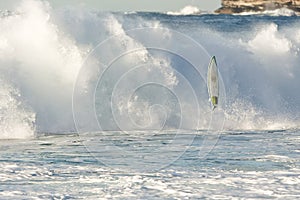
[211,96,218,105]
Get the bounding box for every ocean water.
[1,0,300,199]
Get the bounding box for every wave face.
[1,0,300,138]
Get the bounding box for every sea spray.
[0,0,300,139]
[0,0,83,136]
[0,80,35,139]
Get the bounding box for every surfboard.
[207,56,219,110]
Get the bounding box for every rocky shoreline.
[215,0,300,14]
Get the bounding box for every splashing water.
[0,80,35,139]
[0,0,300,139]
[1,2,300,199]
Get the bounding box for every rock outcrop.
[216,0,300,14]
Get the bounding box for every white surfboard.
[207,56,219,110]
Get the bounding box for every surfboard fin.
[212,105,217,111]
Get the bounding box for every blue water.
[1,0,300,199]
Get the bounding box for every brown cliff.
[216,0,300,14]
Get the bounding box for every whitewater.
[0,0,300,199]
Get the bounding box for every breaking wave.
[0,0,300,138]
[166,5,203,15]
[236,8,297,17]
